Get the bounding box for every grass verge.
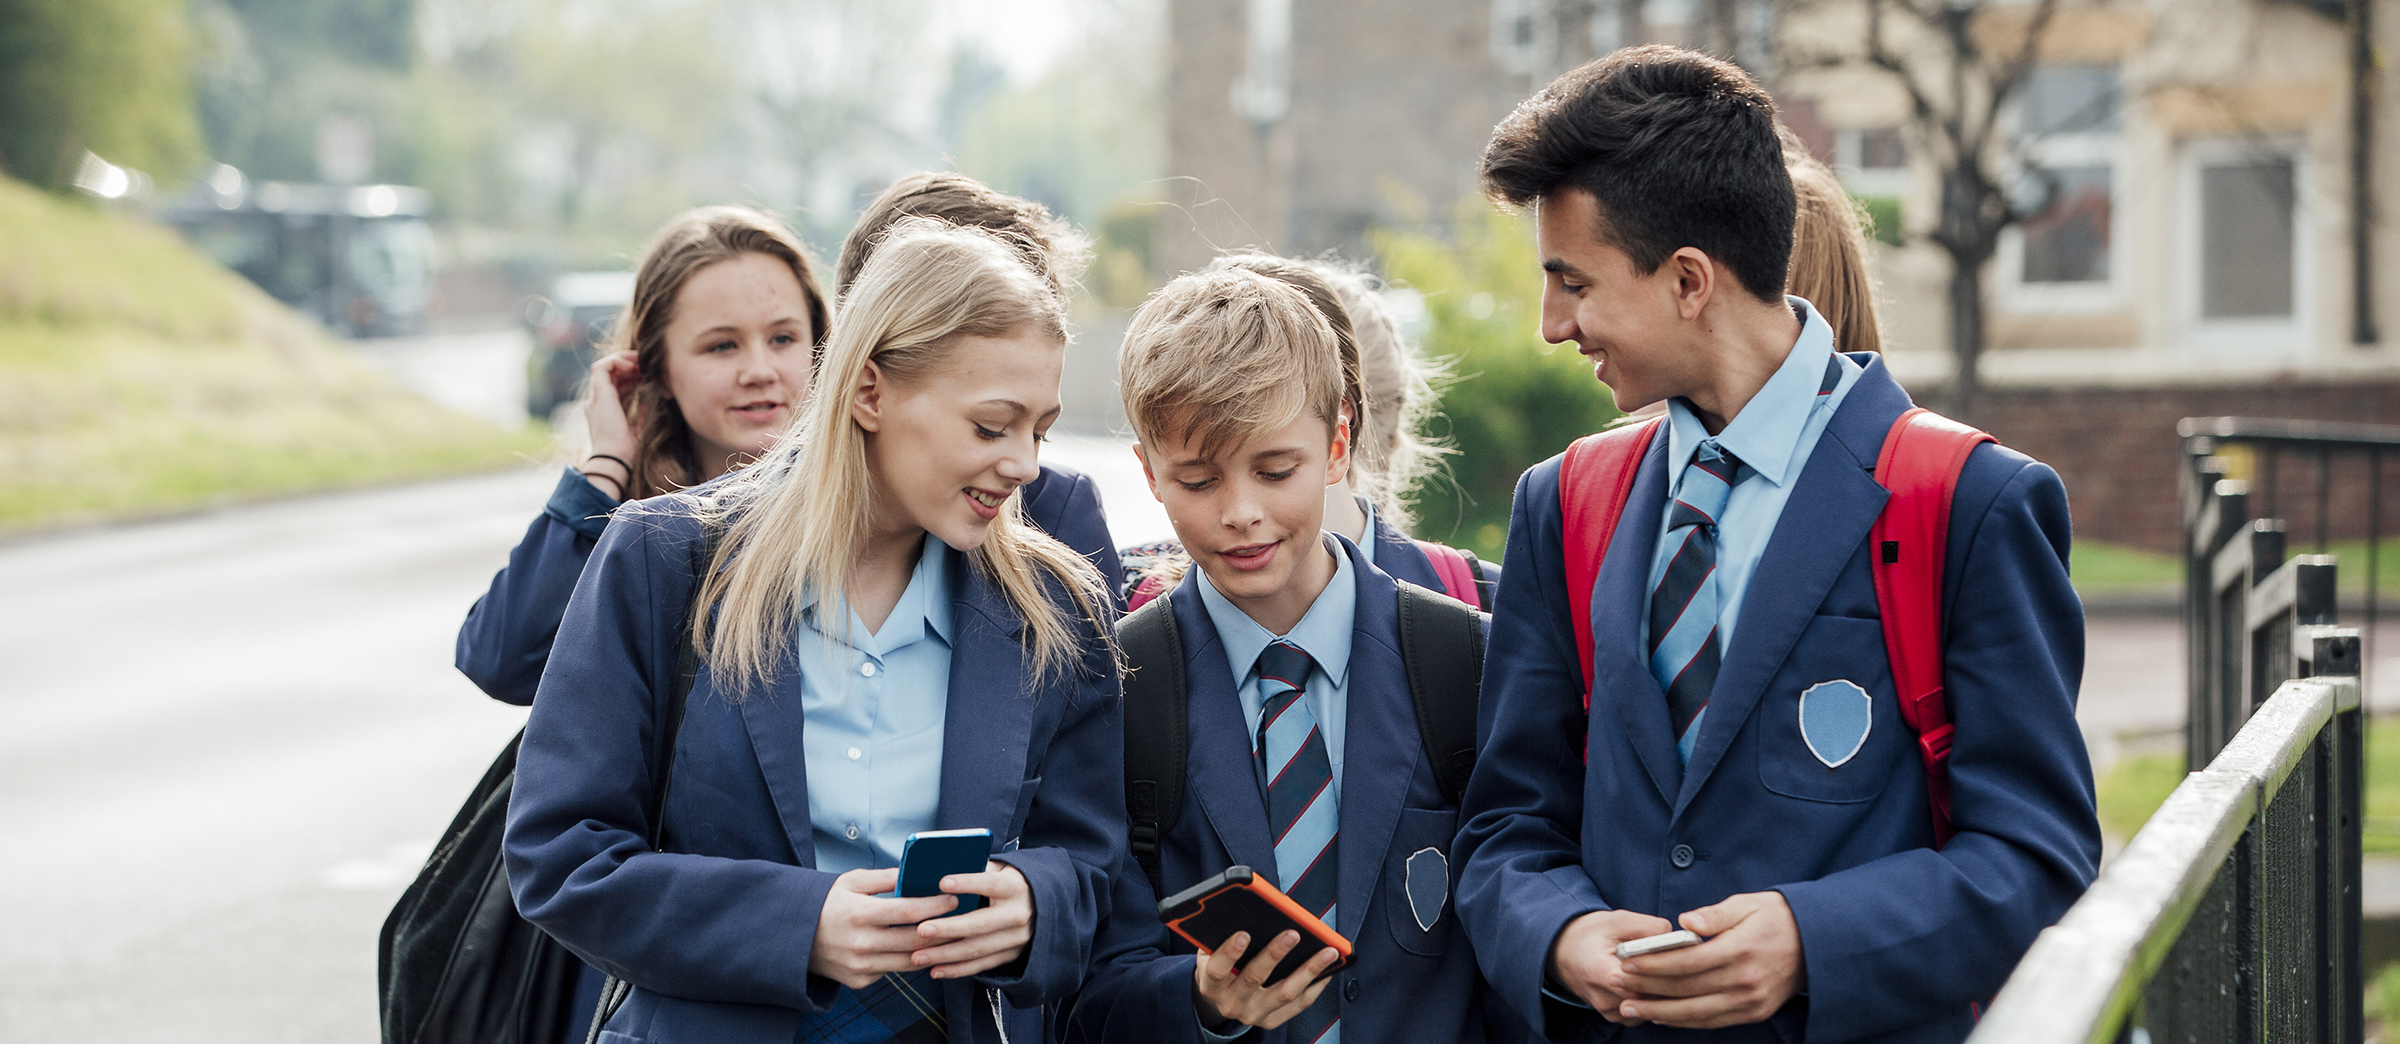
[0,177,545,532]
[2098,716,2400,853]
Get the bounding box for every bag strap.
[1459,548,1496,612]
[1396,581,1486,806]
[1116,595,1188,900]
[1558,418,1664,706]
[1868,407,1992,850]
[587,516,724,1044]
[1411,539,1482,610]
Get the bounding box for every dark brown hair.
[835,172,1090,302]
[612,205,830,499]
[1482,45,1794,303]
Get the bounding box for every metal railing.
[1970,635,2362,1044]
[2182,417,2398,766]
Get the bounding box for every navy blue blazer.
[1068,537,1522,1044]
[1453,356,2099,1044]
[457,462,1120,705]
[503,494,1129,1044]
[1367,509,1501,608]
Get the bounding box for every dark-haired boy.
[1454,46,2099,1043]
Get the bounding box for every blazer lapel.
[1673,361,1909,813]
[737,671,820,866]
[1173,583,1282,879]
[1332,548,1415,941]
[1592,432,1682,805]
[934,553,1039,837]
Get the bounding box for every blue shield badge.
[1797,680,1873,769]
[1405,847,1448,932]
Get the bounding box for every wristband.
[583,452,632,477]
[580,469,626,499]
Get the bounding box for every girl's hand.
[809,868,958,990]
[581,350,640,465]
[1190,929,1340,1031]
[909,861,1036,979]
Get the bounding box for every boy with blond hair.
[1067,268,1513,1044]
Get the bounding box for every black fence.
[1971,417,2376,1044]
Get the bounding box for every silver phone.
[1614,929,1703,960]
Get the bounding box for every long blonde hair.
[690,220,1109,694]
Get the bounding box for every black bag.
[384,519,720,1044]
[377,728,579,1044]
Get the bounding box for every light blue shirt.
[1193,534,1358,794]
[1644,297,1860,758]
[798,533,955,876]
[1353,496,1380,569]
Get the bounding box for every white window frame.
[1834,127,1909,199]
[1996,134,2129,315]
[2174,136,2312,356]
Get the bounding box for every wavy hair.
[690,220,1108,694]
[605,206,831,500]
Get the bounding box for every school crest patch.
[1405,847,1448,932]
[1797,680,1873,769]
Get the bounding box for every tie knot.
[1671,440,1747,530]
[1256,641,1316,691]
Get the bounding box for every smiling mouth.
[1218,540,1280,571]
[966,488,1006,508]
[732,401,784,419]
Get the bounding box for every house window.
[1230,0,1293,126]
[1492,0,1545,76]
[1998,64,2124,312]
[2177,139,2308,351]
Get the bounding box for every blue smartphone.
[897,828,992,917]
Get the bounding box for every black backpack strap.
[1458,547,1497,612]
[1395,580,1485,807]
[1115,595,1187,900]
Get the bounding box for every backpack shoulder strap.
[1558,417,1664,706]
[1459,547,1497,611]
[1115,595,1188,898]
[1395,580,1486,807]
[1868,407,1993,849]
[1410,539,1482,609]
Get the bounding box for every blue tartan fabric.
[791,969,948,1044]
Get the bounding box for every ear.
[1325,415,1353,488]
[1667,246,1716,322]
[849,358,886,433]
[1133,443,1168,504]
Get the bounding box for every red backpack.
[1558,409,1992,847]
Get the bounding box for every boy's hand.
[910,861,1036,979]
[1612,891,1806,1029]
[1549,908,1675,1024]
[1192,930,1340,1030]
[809,868,958,989]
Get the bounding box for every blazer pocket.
[1755,617,1899,804]
[1383,807,1459,957]
[1005,776,1041,850]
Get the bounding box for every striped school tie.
[1254,640,1340,1044]
[1649,440,1750,763]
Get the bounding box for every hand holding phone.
[1159,866,1352,986]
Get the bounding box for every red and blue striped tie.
[1648,440,1748,762]
[1254,640,1339,1043]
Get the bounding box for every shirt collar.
[1193,533,1357,689]
[1353,495,1379,567]
[800,532,955,655]
[1665,296,1843,489]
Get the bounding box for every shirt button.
[1670,844,1696,869]
[1344,978,1360,1002]
[846,746,863,761]
[859,662,877,678]
[845,824,861,840]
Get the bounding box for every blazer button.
[1670,844,1695,869]
[1344,978,1360,1002]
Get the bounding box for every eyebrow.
[1541,258,1582,278]
[978,399,1062,424]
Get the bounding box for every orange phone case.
[1158,865,1353,985]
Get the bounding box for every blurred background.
[5,0,2400,1036]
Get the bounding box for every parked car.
[524,271,635,419]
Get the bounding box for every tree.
[1784,0,2061,419]
[0,0,206,191]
